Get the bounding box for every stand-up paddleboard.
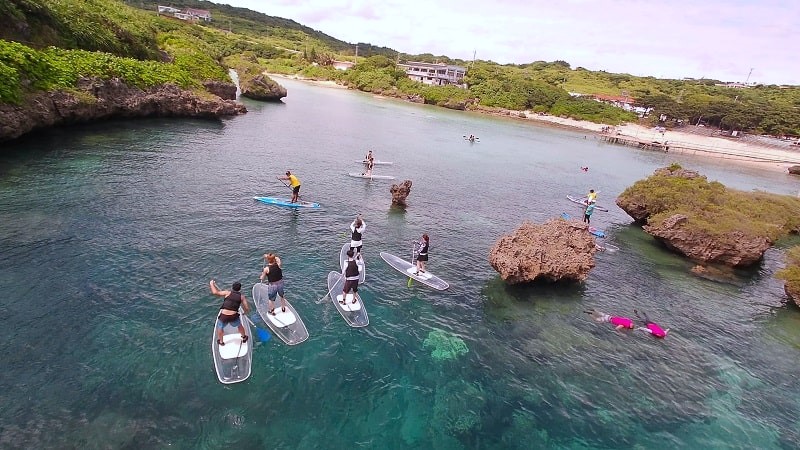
[327,271,368,327]
[356,160,393,166]
[339,243,365,284]
[560,212,606,238]
[380,252,449,290]
[566,195,609,212]
[347,173,396,180]
[252,282,309,345]
[597,242,620,253]
[211,308,252,384]
[254,196,321,209]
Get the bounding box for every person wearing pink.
[585,309,635,331]
[634,309,670,338]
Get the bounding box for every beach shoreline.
[267,73,800,173]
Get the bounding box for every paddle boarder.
[341,249,361,304]
[259,253,287,315]
[414,234,430,275]
[279,171,301,203]
[634,309,670,338]
[350,215,365,258]
[209,280,251,346]
[587,189,597,203]
[364,150,374,164]
[583,201,596,224]
[585,309,635,331]
[363,158,374,177]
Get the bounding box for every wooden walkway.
[599,134,800,165]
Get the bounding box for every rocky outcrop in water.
[488,219,597,283]
[644,214,771,267]
[0,77,246,142]
[390,180,412,207]
[789,165,800,175]
[240,74,287,101]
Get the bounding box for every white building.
[397,62,467,87]
[159,6,212,22]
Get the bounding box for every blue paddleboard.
[560,212,606,238]
[253,196,321,209]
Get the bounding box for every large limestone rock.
[644,214,771,266]
[203,80,237,100]
[390,180,412,207]
[489,219,597,283]
[240,74,287,101]
[0,77,246,142]
[789,165,800,175]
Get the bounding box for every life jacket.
[610,316,634,329]
[646,322,667,338]
[345,260,360,280]
[266,264,282,283]
[220,291,242,312]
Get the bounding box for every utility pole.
[470,50,476,68]
[745,67,754,85]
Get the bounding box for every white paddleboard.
[355,160,393,165]
[348,172,396,180]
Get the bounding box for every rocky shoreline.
[0,77,246,143]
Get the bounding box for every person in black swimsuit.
[414,233,429,275]
[260,253,287,315]
[209,280,251,346]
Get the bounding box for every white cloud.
[220,0,800,84]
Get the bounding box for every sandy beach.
[267,74,800,173]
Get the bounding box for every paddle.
[407,242,418,287]
[276,176,302,201]
[316,276,340,304]
[243,311,271,342]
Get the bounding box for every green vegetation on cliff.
[617,165,800,242]
[776,247,800,297]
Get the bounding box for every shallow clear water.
[1,79,800,449]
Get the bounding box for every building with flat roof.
[397,62,467,88]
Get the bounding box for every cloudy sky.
[219,0,798,85]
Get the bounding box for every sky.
[218,0,799,85]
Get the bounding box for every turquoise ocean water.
[1,78,800,449]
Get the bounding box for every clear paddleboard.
[347,173,396,180]
[326,271,368,327]
[211,308,253,384]
[566,195,609,212]
[252,282,309,345]
[355,160,393,165]
[379,251,449,291]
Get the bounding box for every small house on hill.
[158,5,212,22]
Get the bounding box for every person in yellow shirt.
[279,170,301,203]
[586,189,597,203]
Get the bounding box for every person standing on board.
[209,280,251,346]
[350,215,366,259]
[634,309,670,338]
[341,249,361,304]
[585,309,635,331]
[586,189,597,203]
[364,150,374,164]
[279,171,301,203]
[414,234,430,275]
[260,253,287,315]
[583,201,596,224]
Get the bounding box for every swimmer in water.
[585,309,635,331]
[634,309,669,338]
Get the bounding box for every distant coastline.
[268,73,800,173]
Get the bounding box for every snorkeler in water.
[584,309,635,331]
[634,309,669,338]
